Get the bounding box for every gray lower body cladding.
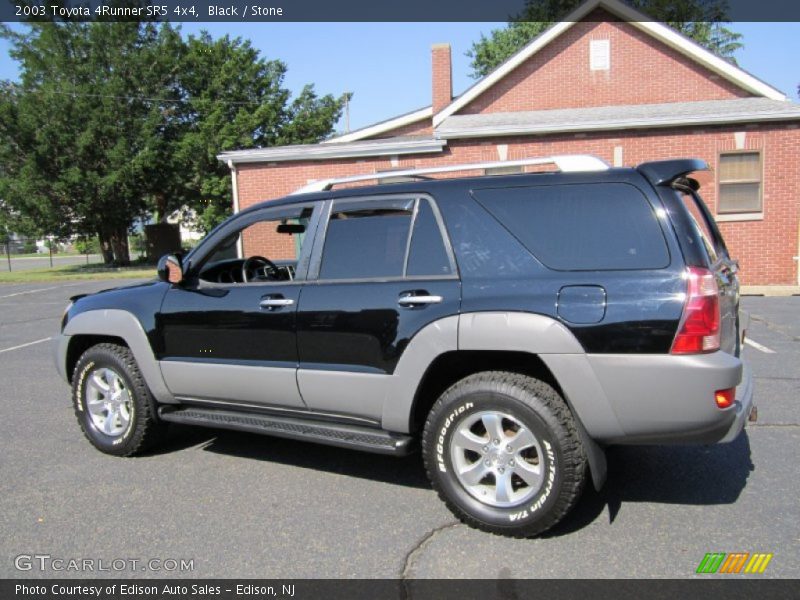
[579,351,749,445]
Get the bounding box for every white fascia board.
[323,106,433,144]
[432,19,579,127]
[436,111,800,139]
[433,0,785,127]
[217,138,446,165]
[628,20,786,101]
[432,0,605,127]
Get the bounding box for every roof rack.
[290,154,609,195]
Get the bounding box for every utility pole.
[344,92,352,133]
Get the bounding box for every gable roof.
[436,98,800,138]
[432,0,787,127]
[324,105,432,145]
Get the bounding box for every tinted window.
[320,208,412,279]
[680,191,718,264]
[406,200,452,277]
[473,183,670,271]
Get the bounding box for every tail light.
[671,267,720,354]
[715,388,735,409]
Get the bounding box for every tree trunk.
[110,226,131,266]
[155,193,168,223]
[98,229,114,265]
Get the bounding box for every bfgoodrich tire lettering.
[422,371,587,537]
[72,343,167,457]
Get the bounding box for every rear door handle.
[398,293,443,307]
[260,297,295,309]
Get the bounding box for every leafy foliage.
[0,20,345,264]
[467,0,743,78]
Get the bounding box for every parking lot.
[0,279,797,579]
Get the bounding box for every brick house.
[218,0,800,285]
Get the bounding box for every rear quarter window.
[472,182,670,271]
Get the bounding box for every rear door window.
[317,197,455,280]
[472,183,670,271]
[319,204,413,280]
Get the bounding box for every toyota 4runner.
[54,155,755,537]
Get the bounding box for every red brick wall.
[241,220,297,262]
[236,123,800,285]
[432,43,453,114]
[461,10,752,115]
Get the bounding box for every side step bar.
[159,407,415,456]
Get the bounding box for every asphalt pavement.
[0,281,797,578]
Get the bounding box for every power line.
[5,86,267,106]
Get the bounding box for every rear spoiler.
[637,159,709,187]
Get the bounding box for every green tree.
[0,21,181,264]
[467,0,743,78]
[1,21,346,263]
[168,33,346,233]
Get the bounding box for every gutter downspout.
[228,159,244,259]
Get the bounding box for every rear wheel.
[422,371,587,537]
[72,343,167,456]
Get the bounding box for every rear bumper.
[580,351,752,445]
[719,362,755,443]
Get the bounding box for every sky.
[1,21,798,132]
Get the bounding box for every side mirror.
[157,254,183,284]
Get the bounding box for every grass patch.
[0,262,156,283]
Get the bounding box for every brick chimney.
[431,43,452,114]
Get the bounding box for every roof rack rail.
[291,154,609,195]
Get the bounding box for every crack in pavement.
[401,521,461,580]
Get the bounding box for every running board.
[158,407,415,456]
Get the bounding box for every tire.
[422,371,587,537]
[72,343,167,456]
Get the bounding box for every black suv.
[54,155,754,537]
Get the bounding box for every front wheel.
[72,343,167,456]
[422,371,587,537]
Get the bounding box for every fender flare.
[384,311,616,489]
[62,309,175,404]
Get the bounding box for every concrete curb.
[741,285,800,297]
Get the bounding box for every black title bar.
[2,0,800,22]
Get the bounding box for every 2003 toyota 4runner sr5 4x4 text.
[54,155,755,537]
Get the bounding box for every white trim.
[324,106,432,144]
[715,212,764,223]
[218,137,446,165]
[432,0,786,127]
[433,19,576,127]
[627,19,785,101]
[227,159,240,214]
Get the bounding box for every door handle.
[259,297,295,309]
[398,293,443,307]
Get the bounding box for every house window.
[718,152,762,214]
[590,39,610,71]
[484,165,523,176]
